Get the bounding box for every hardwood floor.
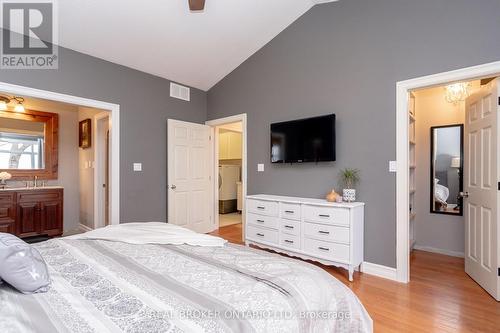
[211,224,500,333]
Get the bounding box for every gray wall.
[207,0,500,268]
[0,39,207,224]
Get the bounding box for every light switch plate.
[257,163,264,172]
[133,163,142,172]
[389,160,397,172]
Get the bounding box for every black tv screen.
[271,114,336,163]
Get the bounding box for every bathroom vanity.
[0,187,63,238]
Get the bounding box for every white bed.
[0,223,372,332]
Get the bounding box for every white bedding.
[67,222,227,247]
[1,223,372,332]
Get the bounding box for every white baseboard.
[413,245,464,258]
[361,261,398,281]
[79,223,93,233]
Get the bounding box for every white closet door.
[464,78,499,300]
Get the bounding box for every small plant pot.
[343,189,356,202]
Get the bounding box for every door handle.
[170,185,177,190]
[459,191,469,198]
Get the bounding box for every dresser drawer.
[303,222,350,244]
[247,213,278,229]
[303,205,349,226]
[303,237,350,263]
[279,219,300,236]
[18,190,62,203]
[0,193,15,204]
[280,202,301,220]
[247,225,278,244]
[247,199,278,216]
[280,233,300,250]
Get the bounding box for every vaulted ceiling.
[57,0,338,91]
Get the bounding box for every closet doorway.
[397,64,500,300]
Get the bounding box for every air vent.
[170,82,190,101]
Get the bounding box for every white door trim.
[0,81,120,226]
[206,114,247,240]
[93,112,111,229]
[396,61,500,283]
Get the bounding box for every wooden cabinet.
[0,188,63,238]
[219,130,242,160]
[0,192,16,233]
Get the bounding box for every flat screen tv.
[271,114,336,163]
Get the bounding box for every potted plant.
[339,168,360,202]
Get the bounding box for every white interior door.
[167,119,214,233]
[464,78,500,300]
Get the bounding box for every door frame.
[94,112,111,229]
[0,81,121,227]
[206,114,247,240]
[396,61,500,283]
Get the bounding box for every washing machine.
[219,165,240,214]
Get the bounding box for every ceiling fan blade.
[189,0,205,11]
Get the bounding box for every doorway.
[206,114,247,242]
[0,80,120,231]
[396,61,500,301]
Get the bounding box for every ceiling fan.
[189,0,205,11]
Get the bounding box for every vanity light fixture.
[444,82,471,105]
[0,95,25,112]
[0,96,8,110]
[13,97,25,112]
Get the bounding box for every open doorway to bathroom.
[0,82,119,238]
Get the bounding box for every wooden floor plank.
[210,224,500,333]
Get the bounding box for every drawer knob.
[256,233,264,237]
[284,239,294,244]
[318,246,330,251]
[319,214,330,218]
[284,210,294,214]
[256,219,264,223]
[257,206,265,210]
[284,225,294,229]
[318,230,330,235]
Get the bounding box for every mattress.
[0,226,372,332]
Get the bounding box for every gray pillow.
[0,233,50,294]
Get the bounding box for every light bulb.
[14,102,25,112]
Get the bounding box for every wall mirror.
[430,124,463,215]
[0,109,58,179]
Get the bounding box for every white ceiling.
[57,0,337,91]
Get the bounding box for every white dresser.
[245,194,364,281]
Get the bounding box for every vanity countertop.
[0,186,64,192]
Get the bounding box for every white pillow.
[0,233,50,294]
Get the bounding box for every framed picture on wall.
[79,119,92,149]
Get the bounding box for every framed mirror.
[430,124,463,215]
[0,109,58,179]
